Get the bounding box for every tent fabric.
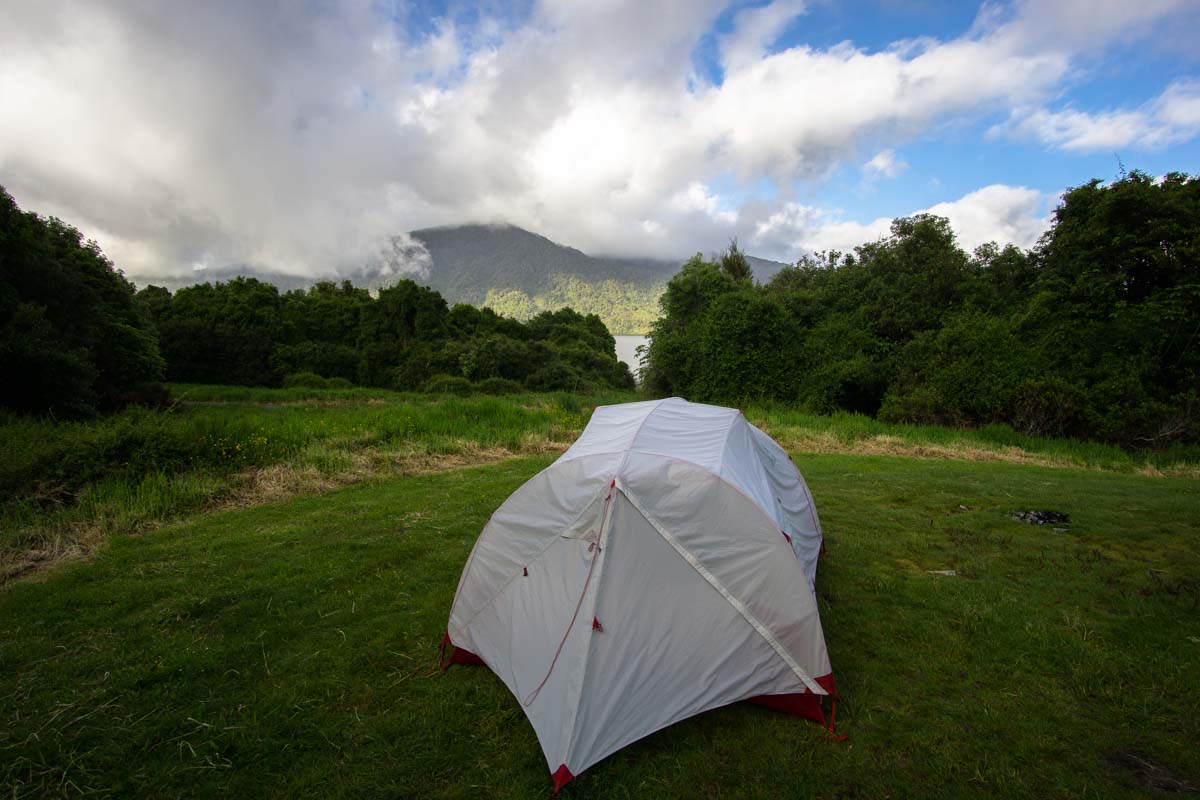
[444,397,833,788]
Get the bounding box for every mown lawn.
[2,452,1197,798]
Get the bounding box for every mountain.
[135,224,790,335]
[411,224,676,303]
[411,224,788,334]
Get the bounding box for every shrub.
[475,377,524,395]
[422,374,474,395]
[283,372,329,389]
[525,362,585,392]
[324,377,354,389]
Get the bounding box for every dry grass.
[2,435,578,586]
[762,425,1200,478]
[221,439,570,511]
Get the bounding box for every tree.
[718,239,753,283]
[1,186,164,416]
[642,171,1199,446]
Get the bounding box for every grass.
[746,404,1200,476]
[4,386,1197,582]
[1,453,1196,798]
[0,388,633,580]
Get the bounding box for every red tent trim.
[746,672,836,725]
[551,764,575,794]
[440,631,485,667]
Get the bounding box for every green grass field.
[0,388,634,580]
[3,443,1198,797]
[5,384,1196,585]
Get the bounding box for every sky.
[1,0,1198,282]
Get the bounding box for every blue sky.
[1,0,1197,278]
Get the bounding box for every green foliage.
[482,274,665,335]
[688,290,800,400]
[137,274,632,397]
[880,312,1035,427]
[422,374,474,395]
[0,186,165,416]
[283,371,332,389]
[474,377,524,395]
[1022,171,1200,444]
[646,172,1200,446]
[642,255,738,395]
[718,239,754,283]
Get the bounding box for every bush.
[113,383,173,410]
[324,377,354,389]
[283,372,329,389]
[525,362,585,392]
[474,377,524,395]
[422,374,474,396]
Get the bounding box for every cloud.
[862,149,908,180]
[994,78,1200,152]
[753,184,1048,257]
[0,0,1191,281]
[718,0,807,72]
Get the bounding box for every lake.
[614,334,648,382]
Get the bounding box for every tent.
[442,397,835,791]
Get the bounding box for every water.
[614,335,648,383]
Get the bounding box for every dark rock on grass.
[1012,510,1071,525]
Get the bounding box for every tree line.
[136,278,633,394]
[0,185,633,418]
[643,172,1199,446]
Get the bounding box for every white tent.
[443,397,835,791]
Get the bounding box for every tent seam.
[615,396,674,479]
[618,487,824,696]
[558,485,619,770]
[713,410,743,475]
[656,453,805,561]
[449,485,611,638]
[550,451,810,576]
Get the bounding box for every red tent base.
[439,632,485,667]
[747,672,837,726]
[440,632,840,791]
[551,764,575,794]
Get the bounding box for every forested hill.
[412,224,672,301]
[410,224,787,335]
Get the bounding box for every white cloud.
[0,0,1191,281]
[752,184,1048,257]
[995,78,1200,152]
[863,149,908,180]
[718,0,807,72]
[668,182,739,226]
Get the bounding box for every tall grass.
[746,403,1200,474]
[4,385,1196,581]
[0,389,632,576]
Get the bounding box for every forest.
[643,171,1199,447]
[3,171,1198,449]
[0,183,633,418]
